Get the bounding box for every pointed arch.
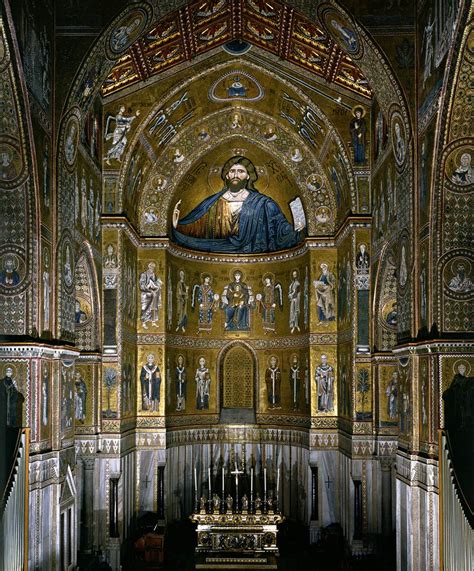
[0,5,41,336]
[74,242,101,351]
[429,4,474,334]
[372,243,397,352]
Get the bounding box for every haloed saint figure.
[172,156,305,253]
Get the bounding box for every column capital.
[379,457,395,471]
[82,457,96,470]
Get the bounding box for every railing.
[439,430,473,571]
[0,428,29,571]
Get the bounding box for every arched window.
[220,344,255,423]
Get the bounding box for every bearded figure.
[172,156,305,253]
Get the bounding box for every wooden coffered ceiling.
[101,0,372,98]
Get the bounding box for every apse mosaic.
[101,50,364,237]
[137,124,338,237]
[171,155,305,254]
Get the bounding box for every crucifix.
[231,462,244,511]
[142,475,151,489]
[325,476,332,489]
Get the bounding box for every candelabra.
[193,457,281,515]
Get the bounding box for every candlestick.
[194,467,198,510]
[208,467,211,498]
[236,477,239,512]
[276,466,280,510]
[221,465,226,513]
[250,467,254,498]
[264,467,267,495]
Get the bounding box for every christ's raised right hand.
[172,200,182,228]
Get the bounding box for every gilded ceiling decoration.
[101,0,372,99]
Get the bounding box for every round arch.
[217,340,258,424]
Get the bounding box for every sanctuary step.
[195,553,278,570]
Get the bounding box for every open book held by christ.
[289,197,306,234]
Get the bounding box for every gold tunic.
[177,197,241,239]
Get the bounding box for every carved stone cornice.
[0,345,79,359]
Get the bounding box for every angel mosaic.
[192,273,219,333]
[329,18,358,54]
[104,106,140,164]
[255,273,282,333]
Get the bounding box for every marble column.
[380,458,393,537]
[310,466,318,520]
[157,465,165,519]
[109,477,119,537]
[81,457,95,553]
[353,479,362,540]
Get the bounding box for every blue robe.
[172,189,303,253]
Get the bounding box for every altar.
[191,509,284,554]
[190,459,284,569]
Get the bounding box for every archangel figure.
[192,274,219,333]
[104,106,140,164]
[256,273,282,333]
